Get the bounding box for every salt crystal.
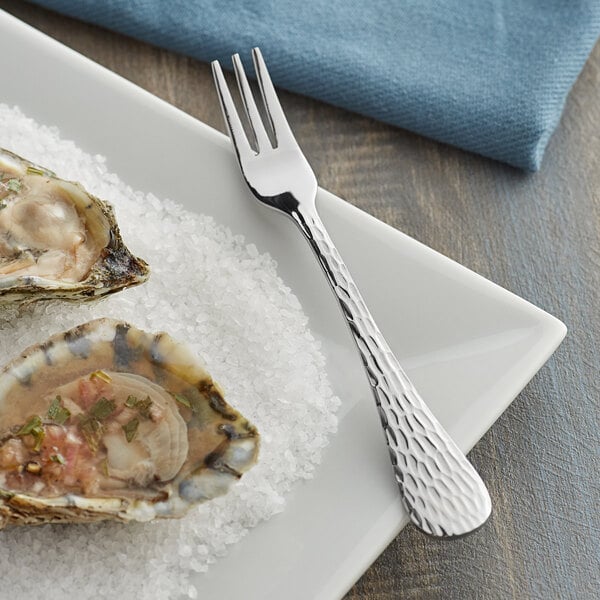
[0,104,340,599]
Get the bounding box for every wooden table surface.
[1,2,598,599]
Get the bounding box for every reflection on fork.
[211,48,491,538]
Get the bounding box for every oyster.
[0,318,259,528]
[0,149,149,303]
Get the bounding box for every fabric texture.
[32,0,600,170]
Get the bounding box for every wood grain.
[0,2,598,598]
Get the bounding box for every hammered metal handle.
[292,206,492,537]
[212,47,491,537]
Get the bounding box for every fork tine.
[232,54,272,152]
[251,47,296,148]
[211,60,253,158]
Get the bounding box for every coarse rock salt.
[0,104,340,600]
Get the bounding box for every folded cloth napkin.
[32,0,600,170]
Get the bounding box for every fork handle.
[291,204,491,537]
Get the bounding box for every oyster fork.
[212,48,491,538]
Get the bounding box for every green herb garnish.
[78,398,115,452]
[50,453,66,465]
[101,458,109,477]
[136,397,152,419]
[172,393,191,409]
[90,370,112,383]
[16,415,42,436]
[124,395,153,419]
[16,415,45,452]
[26,166,45,176]
[122,418,139,443]
[32,428,45,452]
[47,396,71,425]
[88,397,116,421]
[6,179,21,192]
[78,415,103,452]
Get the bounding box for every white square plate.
[0,11,566,600]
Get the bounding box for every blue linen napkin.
[32,0,600,171]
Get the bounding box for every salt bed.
[0,104,340,599]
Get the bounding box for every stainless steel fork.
[212,48,491,538]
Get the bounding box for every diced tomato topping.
[0,438,26,469]
[77,377,112,409]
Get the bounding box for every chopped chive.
[125,395,138,408]
[16,415,42,436]
[47,396,71,425]
[79,396,116,448]
[101,458,109,477]
[47,397,60,419]
[50,453,66,465]
[53,407,71,425]
[88,397,116,420]
[135,397,152,419]
[79,416,102,433]
[90,370,112,383]
[78,415,103,452]
[26,166,45,176]
[124,395,153,419]
[16,415,45,452]
[122,418,139,443]
[172,393,191,409]
[6,178,21,192]
[31,426,45,452]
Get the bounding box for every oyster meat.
[0,318,259,528]
[0,149,149,303]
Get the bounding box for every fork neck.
[278,194,322,238]
[261,191,303,216]
[282,196,334,268]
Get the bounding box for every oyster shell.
[0,149,149,303]
[0,318,259,528]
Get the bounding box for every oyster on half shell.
[0,149,149,303]
[0,318,259,528]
